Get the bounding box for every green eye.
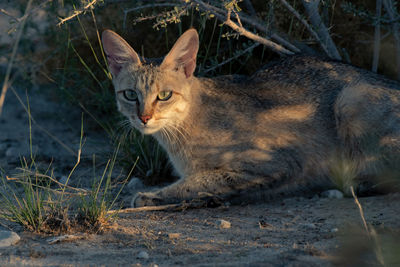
[123,90,138,101]
[157,91,172,101]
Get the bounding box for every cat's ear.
[161,29,199,78]
[101,30,141,77]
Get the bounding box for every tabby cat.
[102,29,400,207]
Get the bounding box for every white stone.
[217,219,231,229]
[137,251,149,259]
[0,230,20,248]
[331,228,339,233]
[321,189,344,199]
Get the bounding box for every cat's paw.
[131,192,165,207]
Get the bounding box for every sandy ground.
[0,194,398,267]
[0,85,399,266]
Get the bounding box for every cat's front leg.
[132,170,254,207]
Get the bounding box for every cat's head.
[101,29,199,134]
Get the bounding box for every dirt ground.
[0,85,399,266]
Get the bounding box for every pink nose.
[139,114,152,124]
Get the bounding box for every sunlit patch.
[258,104,315,122]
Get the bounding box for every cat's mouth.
[140,125,161,134]
[131,119,162,135]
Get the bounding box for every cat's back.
[198,55,400,109]
[197,56,352,112]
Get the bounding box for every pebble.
[127,177,144,190]
[137,251,149,259]
[303,223,316,229]
[0,230,20,248]
[331,228,339,233]
[217,219,231,229]
[321,189,344,199]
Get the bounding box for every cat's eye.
[157,91,172,101]
[123,90,138,101]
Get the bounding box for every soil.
[0,85,399,267]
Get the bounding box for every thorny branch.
[193,0,295,55]
[57,0,99,26]
[122,3,179,29]
[192,0,300,53]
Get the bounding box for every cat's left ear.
[102,30,141,77]
[161,29,199,78]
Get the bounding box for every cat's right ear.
[101,30,141,77]
[161,29,199,78]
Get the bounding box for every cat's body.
[102,29,400,207]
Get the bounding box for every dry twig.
[57,0,98,26]
[107,204,182,214]
[0,0,34,116]
[279,0,330,56]
[202,42,260,74]
[193,0,299,54]
[372,0,382,72]
[122,3,179,29]
[193,0,294,55]
[301,0,341,60]
[350,186,385,265]
[383,0,400,79]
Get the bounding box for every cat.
[101,28,400,207]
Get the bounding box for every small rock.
[168,233,181,239]
[303,223,316,229]
[0,230,20,248]
[217,219,231,229]
[127,177,144,190]
[331,228,339,233]
[137,251,149,259]
[321,189,344,199]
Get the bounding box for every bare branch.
[301,0,342,60]
[279,0,329,56]
[0,0,34,116]
[225,10,294,55]
[372,0,382,73]
[383,0,400,79]
[194,0,294,55]
[271,33,301,53]
[107,204,182,213]
[202,42,261,74]
[191,0,299,54]
[57,0,99,26]
[122,3,179,30]
[350,186,385,265]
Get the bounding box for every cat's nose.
[139,114,152,124]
